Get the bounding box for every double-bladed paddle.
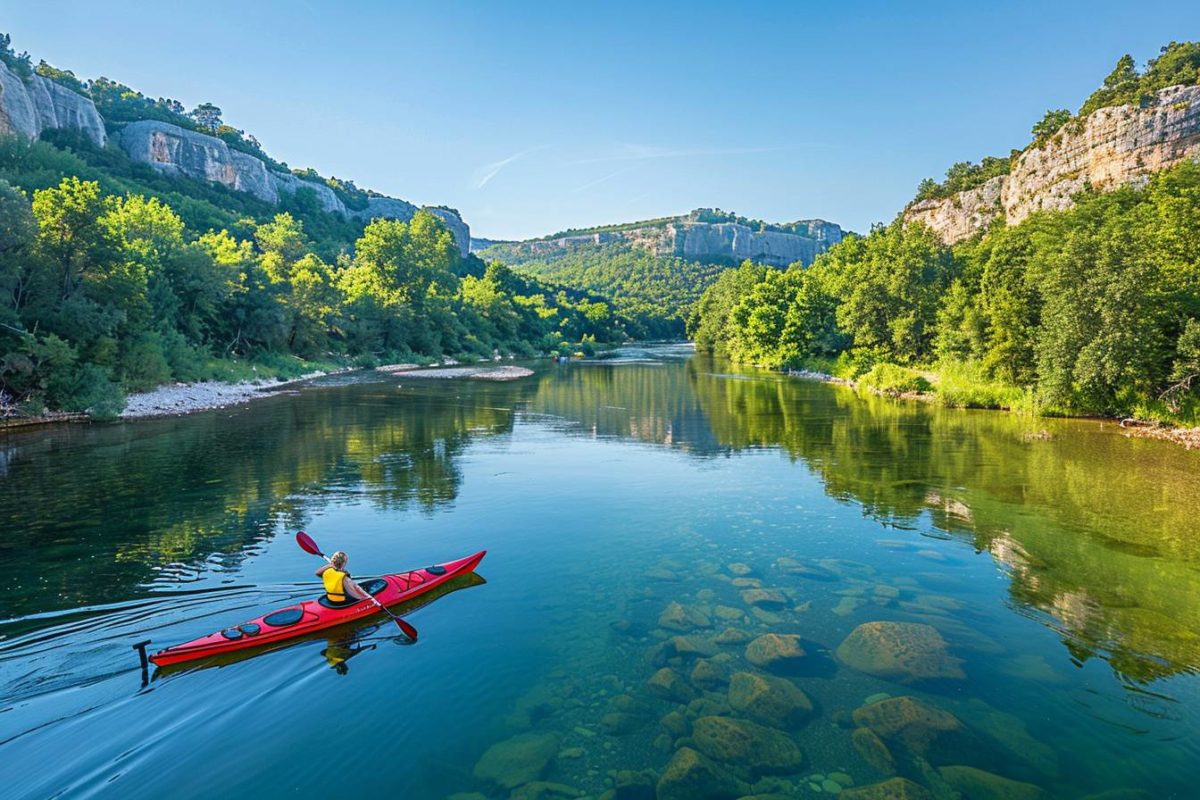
[296,531,418,642]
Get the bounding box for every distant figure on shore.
[316,551,370,604]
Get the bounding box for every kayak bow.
[150,550,486,667]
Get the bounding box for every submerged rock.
[776,557,839,581]
[852,727,897,776]
[833,596,867,617]
[691,715,805,775]
[656,746,746,800]
[852,697,975,764]
[510,782,584,800]
[602,711,648,735]
[645,667,696,703]
[727,671,814,728]
[686,694,732,719]
[745,634,807,671]
[659,601,713,631]
[613,769,657,800]
[969,707,1059,778]
[660,709,689,738]
[728,563,755,576]
[741,588,789,609]
[691,657,731,689]
[715,604,745,621]
[716,627,753,645]
[472,732,560,789]
[938,766,1044,800]
[839,777,934,800]
[651,635,719,667]
[836,622,965,682]
[507,683,568,729]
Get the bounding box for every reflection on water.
[2,345,1199,798]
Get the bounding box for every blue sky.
[6,1,1200,239]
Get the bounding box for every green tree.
[189,102,224,135]
[1031,109,1072,142]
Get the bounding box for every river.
[2,344,1198,798]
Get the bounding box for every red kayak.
[150,551,486,667]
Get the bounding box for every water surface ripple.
[2,345,1198,798]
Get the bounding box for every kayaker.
[316,551,370,604]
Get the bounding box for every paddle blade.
[394,616,418,642]
[295,531,323,557]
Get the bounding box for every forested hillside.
[478,209,844,337]
[693,46,1200,425]
[481,242,727,339]
[693,158,1200,424]
[0,35,632,418]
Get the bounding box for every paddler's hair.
[330,551,348,568]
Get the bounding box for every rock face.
[117,120,471,254]
[906,84,1200,243]
[0,60,106,146]
[425,207,472,254]
[488,212,844,268]
[658,220,842,267]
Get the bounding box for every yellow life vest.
[323,568,348,602]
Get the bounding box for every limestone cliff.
[0,60,106,146]
[488,213,844,267]
[118,120,470,254]
[907,84,1200,243]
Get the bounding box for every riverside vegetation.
[0,34,637,420]
[691,43,1200,428]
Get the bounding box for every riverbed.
[1,344,1198,798]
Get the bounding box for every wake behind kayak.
[147,551,486,667]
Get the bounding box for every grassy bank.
[785,355,1200,441]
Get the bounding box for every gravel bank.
[387,365,535,381]
[120,371,334,419]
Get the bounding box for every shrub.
[857,363,933,396]
[933,360,1026,410]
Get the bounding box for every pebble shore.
[119,371,332,419]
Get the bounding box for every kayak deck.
[150,550,485,666]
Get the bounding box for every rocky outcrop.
[118,119,471,254]
[424,207,472,255]
[654,220,840,266]
[486,214,844,267]
[907,84,1200,243]
[0,60,106,146]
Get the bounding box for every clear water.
[2,344,1198,798]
